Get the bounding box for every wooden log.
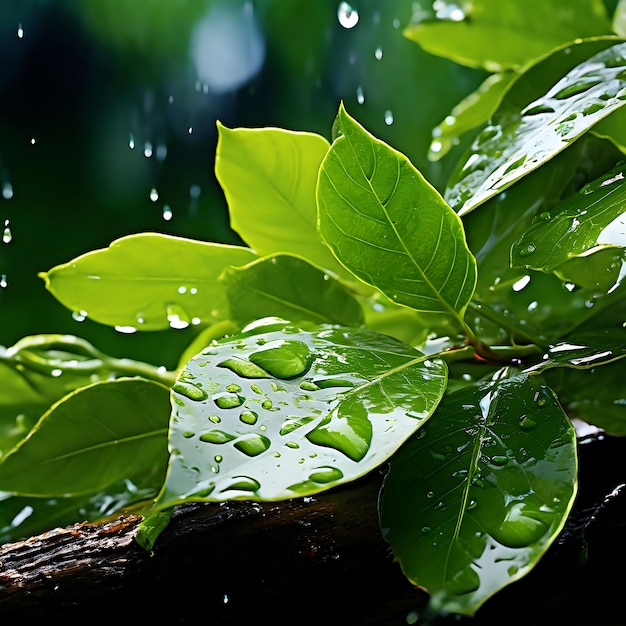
[0,436,625,625]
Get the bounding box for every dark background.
[0,0,483,369]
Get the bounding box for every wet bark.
[0,435,624,625]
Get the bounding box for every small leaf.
[155,317,447,509]
[379,369,577,616]
[511,161,626,292]
[39,233,256,331]
[525,328,626,373]
[214,124,347,276]
[220,253,364,327]
[317,104,476,325]
[0,378,171,497]
[446,39,626,215]
[404,0,611,71]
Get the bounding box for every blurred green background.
[0,0,484,369]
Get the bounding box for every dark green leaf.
[317,104,476,326]
[155,317,447,509]
[39,233,256,331]
[379,370,577,616]
[446,39,626,215]
[0,378,171,497]
[220,253,364,327]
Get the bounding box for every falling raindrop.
[30,137,36,145]
[337,2,359,28]
[384,110,394,125]
[162,205,173,221]
[128,134,135,150]
[2,220,12,243]
[374,47,383,60]
[356,85,365,104]
[2,182,13,199]
[0,274,7,288]
[156,144,168,160]
[17,23,24,39]
[143,141,153,158]
[149,187,159,202]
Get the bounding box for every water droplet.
[426,491,435,499]
[0,274,7,289]
[2,182,13,199]
[199,429,235,444]
[224,476,261,493]
[522,102,556,116]
[261,398,273,410]
[491,501,550,548]
[356,85,365,104]
[72,310,88,322]
[384,110,394,125]
[512,275,531,292]
[115,325,137,334]
[225,383,242,393]
[285,441,300,449]
[128,134,135,149]
[518,243,537,258]
[217,358,269,379]
[421,526,432,534]
[248,339,313,379]
[2,220,12,243]
[490,455,509,466]
[433,0,466,22]
[17,23,24,39]
[234,433,271,456]
[239,410,258,425]
[167,303,190,329]
[374,47,383,60]
[162,205,173,221]
[519,415,537,431]
[337,2,359,28]
[174,382,209,402]
[214,392,245,409]
[280,416,314,436]
[149,187,159,202]
[309,466,343,483]
[51,368,62,377]
[299,381,320,391]
[582,102,605,116]
[143,141,153,157]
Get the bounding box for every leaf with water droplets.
[39,233,257,331]
[215,123,351,278]
[446,39,626,215]
[317,104,476,327]
[0,378,171,497]
[220,253,364,327]
[404,0,611,71]
[511,161,626,293]
[154,317,447,510]
[525,328,626,374]
[379,369,577,617]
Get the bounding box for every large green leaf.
[0,334,174,456]
[404,0,611,71]
[220,253,364,327]
[511,161,626,292]
[317,104,476,327]
[214,124,348,276]
[154,317,447,509]
[39,233,256,331]
[379,369,577,617]
[0,378,171,497]
[446,38,626,215]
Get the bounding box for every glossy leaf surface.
[214,124,347,276]
[379,370,577,616]
[511,162,626,291]
[525,328,626,373]
[446,39,626,215]
[40,233,256,331]
[404,0,611,71]
[0,334,174,456]
[317,104,476,324]
[156,318,447,508]
[0,378,171,497]
[220,253,364,327]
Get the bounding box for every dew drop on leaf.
[217,357,270,379]
[173,382,209,402]
[518,243,537,258]
[248,339,313,379]
[309,466,343,483]
[234,433,271,456]
[213,392,245,409]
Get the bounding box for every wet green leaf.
[39,233,256,331]
[430,71,516,161]
[155,317,447,509]
[446,38,626,215]
[317,104,476,327]
[525,328,626,373]
[214,124,347,276]
[0,334,174,457]
[379,370,577,617]
[0,378,171,497]
[220,253,364,327]
[404,0,611,71]
[511,161,626,293]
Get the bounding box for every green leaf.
[39,233,256,331]
[404,0,611,71]
[317,104,477,327]
[430,71,517,161]
[379,370,577,617]
[220,253,364,327]
[525,328,626,373]
[0,378,171,497]
[214,123,348,276]
[0,334,174,456]
[446,39,626,215]
[511,162,626,293]
[155,317,447,509]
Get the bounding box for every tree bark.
[1,436,625,625]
